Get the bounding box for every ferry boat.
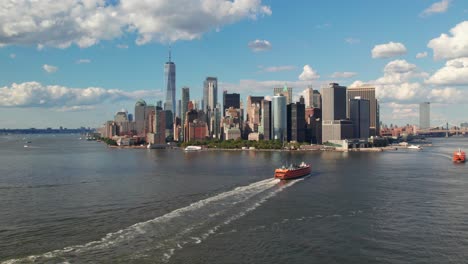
[274,162,311,180]
[184,146,202,151]
[453,148,466,163]
[407,145,422,150]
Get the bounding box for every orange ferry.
[453,148,466,163]
[274,162,311,180]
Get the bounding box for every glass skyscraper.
[272,95,287,141]
[164,51,176,116]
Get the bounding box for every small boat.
[274,162,311,180]
[24,145,29,148]
[184,146,202,151]
[407,145,422,150]
[453,148,466,163]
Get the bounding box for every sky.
[0,0,468,128]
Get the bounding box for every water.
[0,135,467,263]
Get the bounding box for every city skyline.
[0,0,468,128]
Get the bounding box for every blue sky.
[0,0,467,128]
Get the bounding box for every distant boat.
[274,162,311,180]
[453,148,466,163]
[407,145,422,150]
[24,145,29,148]
[184,146,202,151]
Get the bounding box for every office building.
[349,97,370,139]
[164,51,176,115]
[322,83,347,121]
[347,86,379,136]
[287,102,306,142]
[260,100,272,140]
[322,120,353,143]
[272,95,287,141]
[419,102,430,129]
[135,99,154,136]
[246,96,264,133]
[304,87,313,108]
[223,91,240,114]
[313,90,322,108]
[274,86,293,104]
[181,87,190,141]
[203,77,218,111]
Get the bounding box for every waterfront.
[0,135,467,263]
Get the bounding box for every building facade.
[419,102,430,129]
[274,86,293,104]
[223,91,240,115]
[272,95,287,141]
[349,98,370,139]
[347,86,379,136]
[287,102,306,142]
[203,77,218,111]
[164,52,176,115]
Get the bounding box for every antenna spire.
[168,45,172,62]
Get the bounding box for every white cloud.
[9,53,16,59]
[117,44,129,49]
[416,52,428,59]
[0,0,271,48]
[259,65,296,73]
[371,42,407,59]
[428,87,468,103]
[345,38,360,44]
[43,64,58,73]
[420,0,451,17]
[330,72,357,78]
[76,59,91,64]
[299,65,320,81]
[0,81,161,110]
[426,57,468,85]
[248,39,272,52]
[428,21,468,60]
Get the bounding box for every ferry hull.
[453,150,466,163]
[274,166,311,180]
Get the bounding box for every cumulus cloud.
[299,65,320,81]
[426,57,468,85]
[371,42,407,58]
[0,0,271,48]
[416,52,428,59]
[330,72,357,78]
[345,38,360,44]
[420,0,451,17]
[428,87,468,103]
[248,39,272,52]
[43,64,58,73]
[0,81,161,110]
[428,21,468,60]
[259,65,296,73]
[76,59,91,64]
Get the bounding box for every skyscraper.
[223,91,240,114]
[322,83,347,121]
[287,102,306,142]
[419,102,430,129]
[347,86,379,136]
[261,100,272,140]
[304,87,313,108]
[181,87,190,141]
[272,95,287,141]
[164,50,176,115]
[321,83,352,142]
[246,96,264,133]
[349,97,370,139]
[313,90,322,108]
[203,77,218,111]
[274,85,293,104]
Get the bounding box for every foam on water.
[2,177,304,263]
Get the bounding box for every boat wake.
[2,178,303,263]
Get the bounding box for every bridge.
[416,122,468,136]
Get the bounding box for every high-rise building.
[322,83,347,121]
[349,97,370,139]
[176,100,181,118]
[287,102,306,142]
[246,96,264,133]
[223,91,240,114]
[164,50,176,115]
[135,99,153,136]
[272,95,287,141]
[347,86,379,136]
[274,85,293,104]
[419,102,430,129]
[304,87,313,108]
[181,87,190,141]
[203,77,218,111]
[321,83,350,142]
[261,100,272,140]
[313,90,322,108]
